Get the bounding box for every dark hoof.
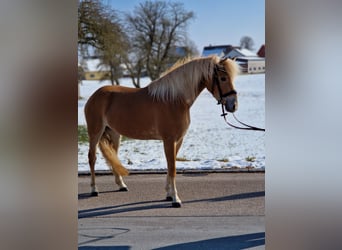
[90,191,98,196]
[166,196,173,201]
[119,187,129,192]
[172,202,182,208]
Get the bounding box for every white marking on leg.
[90,168,98,194]
[91,184,98,194]
[115,174,128,189]
[170,177,181,204]
[165,175,172,198]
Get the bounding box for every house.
[201,44,239,57]
[201,44,265,74]
[257,44,265,57]
[234,57,265,74]
[225,47,265,74]
[80,57,111,80]
[225,48,258,58]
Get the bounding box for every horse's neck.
[186,80,206,107]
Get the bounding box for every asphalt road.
[78,172,265,249]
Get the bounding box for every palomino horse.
[84,55,239,207]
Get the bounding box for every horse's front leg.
[163,139,182,207]
[165,175,172,201]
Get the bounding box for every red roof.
[257,45,265,57]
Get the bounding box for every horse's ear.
[219,57,228,64]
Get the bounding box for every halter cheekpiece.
[212,65,237,104]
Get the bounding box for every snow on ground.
[78,74,265,172]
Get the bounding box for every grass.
[78,125,132,144]
[78,125,88,144]
[176,157,230,163]
[245,156,256,162]
[176,157,191,162]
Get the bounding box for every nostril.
[234,101,238,111]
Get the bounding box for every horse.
[84,55,239,207]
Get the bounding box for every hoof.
[166,196,173,201]
[90,191,98,196]
[172,202,182,208]
[119,187,129,192]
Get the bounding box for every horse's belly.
[105,95,189,141]
[118,126,163,140]
[106,115,162,140]
[107,115,188,141]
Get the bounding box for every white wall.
[248,60,265,73]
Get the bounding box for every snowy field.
[78,74,265,172]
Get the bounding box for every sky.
[103,0,265,54]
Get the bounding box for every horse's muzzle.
[224,96,238,113]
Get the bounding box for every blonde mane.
[147,55,239,103]
[159,56,193,77]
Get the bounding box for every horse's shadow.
[78,189,127,200]
[78,199,170,218]
[78,193,93,200]
[185,191,265,204]
[78,191,264,218]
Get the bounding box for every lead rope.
[220,104,265,132]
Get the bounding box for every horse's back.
[85,85,138,111]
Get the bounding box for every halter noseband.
[212,65,237,104]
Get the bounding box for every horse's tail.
[99,128,129,176]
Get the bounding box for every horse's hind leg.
[107,129,128,191]
[163,139,182,207]
[99,127,128,191]
[115,175,128,191]
[88,129,103,196]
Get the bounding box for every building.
[201,44,265,74]
[83,71,110,80]
[225,48,258,58]
[234,57,265,74]
[257,44,265,58]
[79,57,111,80]
[226,48,264,73]
[201,45,239,57]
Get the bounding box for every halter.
[213,65,265,132]
[212,65,237,104]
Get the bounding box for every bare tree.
[126,1,195,82]
[123,50,145,88]
[240,36,255,50]
[96,13,129,85]
[78,0,196,88]
[78,0,128,85]
[78,0,106,51]
[78,65,85,99]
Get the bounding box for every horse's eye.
[220,77,226,81]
